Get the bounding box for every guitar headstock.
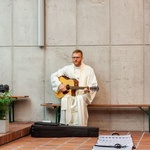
[90,86,99,91]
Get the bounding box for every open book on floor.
[92,134,135,150]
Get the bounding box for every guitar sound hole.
[63,91,69,94]
[66,85,70,90]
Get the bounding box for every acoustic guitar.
[54,76,99,99]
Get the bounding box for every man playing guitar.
[51,49,98,126]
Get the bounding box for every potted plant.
[0,91,12,119]
[0,85,13,133]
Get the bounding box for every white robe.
[51,63,98,126]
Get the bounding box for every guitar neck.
[66,85,99,92]
[69,86,86,90]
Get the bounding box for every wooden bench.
[41,103,150,132]
[9,96,29,122]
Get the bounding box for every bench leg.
[9,102,14,123]
[148,107,150,133]
[55,106,60,123]
[139,106,150,132]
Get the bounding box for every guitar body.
[54,76,78,99]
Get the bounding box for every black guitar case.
[30,122,99,137]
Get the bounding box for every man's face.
[72,52,83,67]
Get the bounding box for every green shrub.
[0,92,13,120]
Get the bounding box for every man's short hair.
[72,49,83,57]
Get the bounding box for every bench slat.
[88,104,150,107]
[41,103,150,108]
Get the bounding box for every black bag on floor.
[30,122,99,137]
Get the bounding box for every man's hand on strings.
[59,84,67,92]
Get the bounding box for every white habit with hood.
[51,63,98,126]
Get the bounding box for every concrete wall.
[0,0,150,131]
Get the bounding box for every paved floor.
[1,129,150,150]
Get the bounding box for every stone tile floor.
[0,122,150,149]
